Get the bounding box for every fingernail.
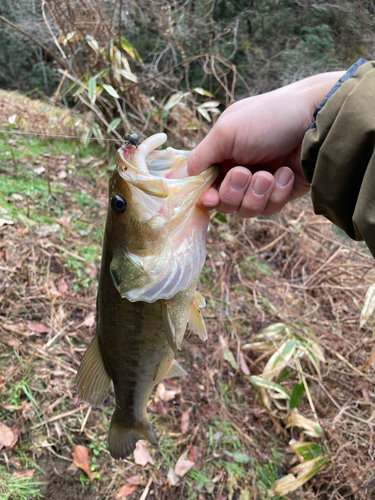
[252,175,272,196]
[230,170,249,192]
[275,167,293,188]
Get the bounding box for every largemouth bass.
[76,133,218,459]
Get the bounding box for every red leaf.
[134,440,154,466]
[126,475,141,485]
[0,422,18,450]
[181,410,189,435]
[27,323,50,334]
[72,445,93,480]
[114,484,137,498]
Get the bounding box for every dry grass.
[1,91,375,500]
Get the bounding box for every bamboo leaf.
[197,107,211,122]
[121,37,142,62]
[88,77,96,104]
[108,118,122,132]
[192,87,213,97]
[117,69,138,83]
[289,441,323,461]
[289,382,305,409]
[249,376,290,398]
[102,84,120,98]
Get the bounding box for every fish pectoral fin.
[108,409,158,460]
[76,335,111,408]
[164,359,188,379]
[188,292,208,341]
[161,301,178,352]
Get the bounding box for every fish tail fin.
[188,291,207,341]
[76,335,111,408]
[108,408,158,460]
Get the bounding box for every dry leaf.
[174,454,195,477]
[114,484,138,498]
[7,338,21,349]
[57,215,71,229]
[22,402,35,420]
[0,375,5,393]
[134,440,154,466]
[239,351,250,376]
[0,422,18,450]
[167,467,180,486]
[155,382,180,402]
[13,469,35,479]
[126,475,141,485]
[0,218,14,227]
[57,278,68,294]
[72,444,93,480]
[181,410,190,435]
[27,323,50,334]
[83,312,95,328]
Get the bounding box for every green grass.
[0,471,44,500]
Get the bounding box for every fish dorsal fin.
[164,359,188,379]
[188,292,207,341]
[161,302,178,352]
[76,335,111,408]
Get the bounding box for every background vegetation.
[1,1,375,499]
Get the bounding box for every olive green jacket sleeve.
[301,61,375,257]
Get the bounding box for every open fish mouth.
[110,133,219,303]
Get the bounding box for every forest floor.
[1,91,375,500]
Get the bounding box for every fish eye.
[111,195,127,214]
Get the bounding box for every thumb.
[187,125,230,176]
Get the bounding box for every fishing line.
[0,129,120,142]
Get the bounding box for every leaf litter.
[1,103,375,499]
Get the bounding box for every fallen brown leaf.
[0,218,14,227]
[57,278,68,294]
[0,375,5,393]
[0,422,18,450]
[126,475,141,485]
[72,444,93,480]
[83,311,95,328]
[239,351,250,376]
[13,469,35,479]
[27,323,50,334]
[174,454,195,477]
[114,484,138,498]
[155,382,180,402]
[22,402,35,420]
[134,440,154,466]
[181,410,190,435]
[167,467,180,486]
[7,338,21,349]
[57,215,71,229]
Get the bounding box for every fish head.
[104,133,219,302]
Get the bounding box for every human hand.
[187,71,345,217]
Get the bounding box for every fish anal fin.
[161,301,178,352]
[188,296,207,341]
[76,336,111,408]
[108,409,158,460]
[163,359,188,379]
